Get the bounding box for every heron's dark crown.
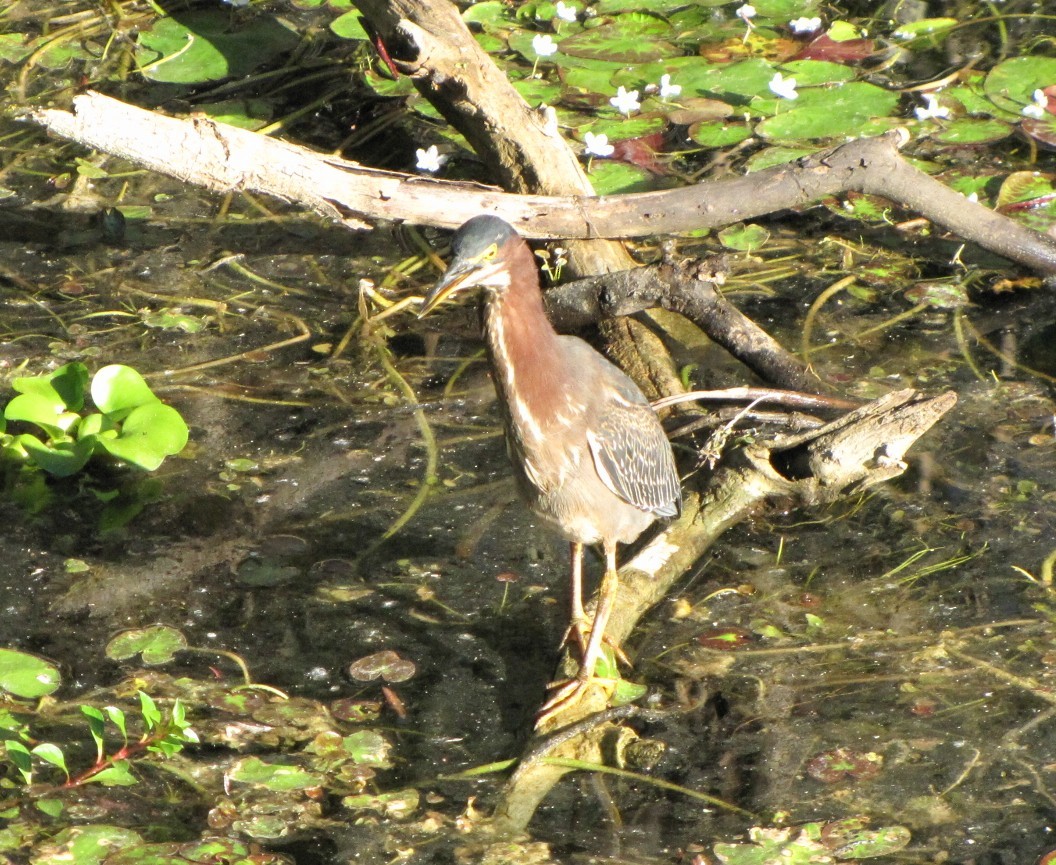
[451,215,520,261]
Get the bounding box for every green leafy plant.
[1,362,188,477]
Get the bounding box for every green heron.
[420,215,681,721]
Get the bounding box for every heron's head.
[419,216,522,316]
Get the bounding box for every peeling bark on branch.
[27,94,1056,275]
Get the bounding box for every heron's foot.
[560,622,632,669]
[534,673,618,729]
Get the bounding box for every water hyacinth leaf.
[4,392,81,437]
[16,433,96,477]
[95,403,189,471]
[106,624,188,665]
[90,365,158,415]
[136,10,300,84]
[0,648,61,698]
[229,756,324,790]
[14,362,89,411]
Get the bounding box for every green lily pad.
[0,648,61,699]
[930,117,1012,145]
[106,624,188,665]
[718,223,771,252]
[555,14,677,63]
[984,57,1056,115]
[756,81,899,142]
[342,730,393,766]
[688,120,753,147]
[587,160,655,194]
[136,9,299,84]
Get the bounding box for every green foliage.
[1,362,188,478]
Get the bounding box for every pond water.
[2,1,1056,863]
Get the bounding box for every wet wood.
[28,94,1056,275]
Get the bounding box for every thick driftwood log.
[491,388,957,835]
[28,94,1056,275]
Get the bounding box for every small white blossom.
[789,16,821,34]
[658,74,682,100]
[609,85,641,115]
[965,192,979,203]
[914,93,950,121]
[768,72,798,100]
[736,4,756,20]
[415,145,445,173]
[1022,89,1049,119]
[555,1,578,22]
[532,33,559,56]
[583,131,615,157]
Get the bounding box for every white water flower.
[768,72,798,100]
[609,85,641,115]
[555,2,578,22]
[583,131,615,157]
[914,93,950,121]
[532,33,558,56]
[789,16,821,34]
[736,4,756,20]
[658,74,682,100]
[415,145,445,173]
[1022,89,1049,119]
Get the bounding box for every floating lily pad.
[930,117,1012,145]
[229,756,324,791]
[719,223,771,251]
[106,624,188,665]
[0,648,61,699]
[984,57,1056,115]
[688,120,753,147]
[586,160,655,194]
[136,9,299,84]
[30,825,143,865]
[756,81,899,141]
[347,650,416,683]
[556,14,677,63]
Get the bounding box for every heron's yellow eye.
[480,244,498,262]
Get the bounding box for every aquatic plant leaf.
[4,392,80,436]
[587,161,655,194]
[87,760,137,786]
[719,223,771,252]
[136,10,299,85]
[229,756,324,790]
[329,10,369,39]
[29,825,143,865]
[16,434,95,477]
[984,57,1056,115]
[106,624,188,665]
[95,403,189,471]
[341,730,393,766]
[90,365,157,415]
[931,117,1012,145]
[0,648,61,699]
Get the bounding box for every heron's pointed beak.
[419,259,479,318]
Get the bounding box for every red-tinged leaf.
[793,34,875,63]
[611,134,667,174]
